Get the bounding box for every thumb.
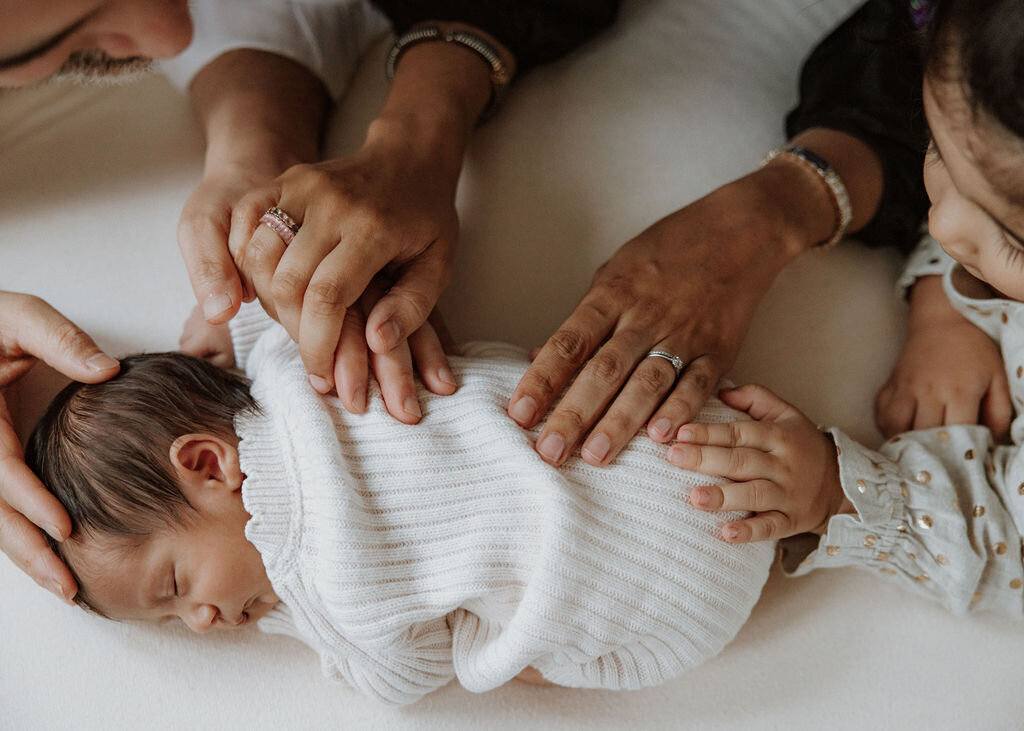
[719,383,798,423]
[4,294,119,384]
[365,256,448,354]
[178,207,245,324]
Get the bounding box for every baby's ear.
[169,434,242,495]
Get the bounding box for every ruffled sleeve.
[784,426,1024,617]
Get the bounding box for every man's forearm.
[190,49,331,173]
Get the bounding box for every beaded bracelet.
[385,25,512,122]
[761,146,853,249]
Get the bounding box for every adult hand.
[508,171,803,467]
[180,282,458,423]
[875,275,1011,440]
[509,128,885,467]
[224,31,493,412]
[0,292,120,601]
[229,138,460,405]
[178,161,272,324]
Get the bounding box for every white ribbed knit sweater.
[229,304,773,705]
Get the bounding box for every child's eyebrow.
[0,12,95,72]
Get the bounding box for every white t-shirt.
[159,0,390,98]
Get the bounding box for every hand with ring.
[508,174,806,467]
[228,133,462,420]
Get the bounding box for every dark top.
[371,1,622,74]
[786,0,929,252]
[374,0,928,251]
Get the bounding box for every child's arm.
[667,384,850,542]
[672,385,1024,617]
[876,275,1011,440]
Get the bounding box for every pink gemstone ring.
[259,206,300,245]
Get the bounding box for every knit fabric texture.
[229,303,774,705]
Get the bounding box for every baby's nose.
[183,604,219,633]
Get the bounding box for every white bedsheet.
[2,1,1021,728]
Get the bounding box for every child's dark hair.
[26,353,258,609]
[926,0,1024,140]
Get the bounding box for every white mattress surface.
[2,1,1021,728]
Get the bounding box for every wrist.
[365,104,468,187]
[720,165,830,266]
[907,275,964,331]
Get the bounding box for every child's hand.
[667,384,846,543]
[180,304,236,368]
[875,277,1010,440]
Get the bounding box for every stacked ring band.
[259,206,300,245]
[645,349,686,376]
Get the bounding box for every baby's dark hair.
[925,0,1024,140]
[26,353,258,609]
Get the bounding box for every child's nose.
[182,603,219,633]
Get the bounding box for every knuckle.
[51,321,92,358]
[749,481,768,511]
[189,258,234,289]
[305,279,346,314]
[388,288,434,325]
[552,405,587,435]
[548,328,592,366]
[634,362,671,394]
[589,350,627,387]
[270,269,309,307]
[727,422,744,447]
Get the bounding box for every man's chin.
[50,55,154,87]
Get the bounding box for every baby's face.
[70,493,278,633]
[922,73,1024,301]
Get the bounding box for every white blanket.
[2,0,1020,728]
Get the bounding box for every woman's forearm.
[365,22,515,184]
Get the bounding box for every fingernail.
[509,396,537,425]
[582,433,611,463]
[690,488,709,507]
[48,579,68,602]
[404,396,422,420]
[377,320,399,351]
[203,292,233,321]
[308,375,331,394]
[651,418,672,439]
[44,523,64,542]
[437,367,457,389]
[667,445,686,465]
[85,353,119,372]
[537,433,565,463]
[676,427,694,442]
[351,389,367,413]
[722,525,739,541]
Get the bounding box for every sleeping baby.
[27,302,773,704]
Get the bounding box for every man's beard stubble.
[51,49,154,86]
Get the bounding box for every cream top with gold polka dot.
[784,234,1024,617]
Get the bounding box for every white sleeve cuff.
[895,230,955,300]
[159,0,390,100]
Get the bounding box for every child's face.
[70,477,278,633]
[922,73,1024,301]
